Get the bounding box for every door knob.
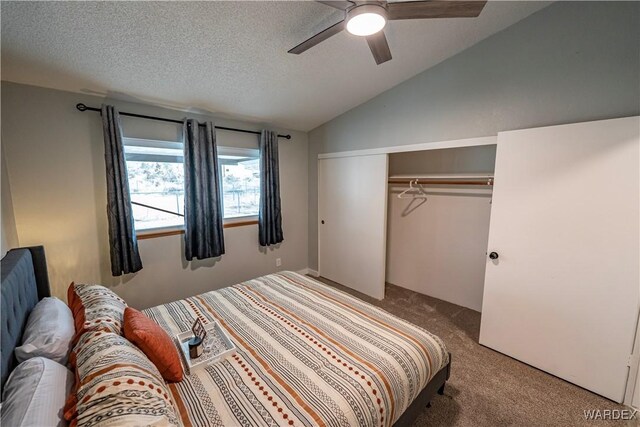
[489,252,499,260]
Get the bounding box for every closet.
[318,116,639,403]
[386,145,496,312]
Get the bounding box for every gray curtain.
[101,104,143,276]
[183,119,225,261]
[259,130,284,246]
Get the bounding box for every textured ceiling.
[1,1,549,131]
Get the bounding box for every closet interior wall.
[386,145,496,312]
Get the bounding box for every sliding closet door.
[318,155,388,300]
[480,117,640,402]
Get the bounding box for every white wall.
[386,146,495,311]
[1,82,309,308]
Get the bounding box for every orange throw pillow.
[123,307,184,382]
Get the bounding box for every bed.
[1,247,451,427]
[0,246,50,396]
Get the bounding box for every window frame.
[123,137,260,238]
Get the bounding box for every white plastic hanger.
[397,179,428,199]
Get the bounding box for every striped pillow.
[64,331,181,427]
[67,283,127,340]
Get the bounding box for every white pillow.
[15,297,75,365]
[1,357,73,427]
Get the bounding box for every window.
[124,138,260,231]
[219,148,260,219]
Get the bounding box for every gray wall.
[308,1,640,270]
[1,82,309,308]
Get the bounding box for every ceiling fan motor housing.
[346,4,388,36]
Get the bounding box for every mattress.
[144,272,448,427]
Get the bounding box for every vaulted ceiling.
[1,1,549,131]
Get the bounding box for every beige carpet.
[314,277,637,427]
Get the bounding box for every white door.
[480,117,640,402]
[318,155,388,300]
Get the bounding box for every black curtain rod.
[76,103,292,140]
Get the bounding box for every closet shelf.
[388,174,494,186]
[388,174,494,179]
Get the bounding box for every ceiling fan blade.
[288,20,346,54]
[316,1,354,10]
[388,1,487,20]
[366,30,392,65]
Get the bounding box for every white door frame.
[624,309,640,407]
[318,135,497,159]
[317,135,496,299]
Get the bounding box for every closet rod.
[388,178,494,186]
[75,103,292,140]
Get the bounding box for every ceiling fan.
[289,1,487,65]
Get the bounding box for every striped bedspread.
[144,272,448,427]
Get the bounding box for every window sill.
[137,217,259,240]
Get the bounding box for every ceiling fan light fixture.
[346,4,387,37]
